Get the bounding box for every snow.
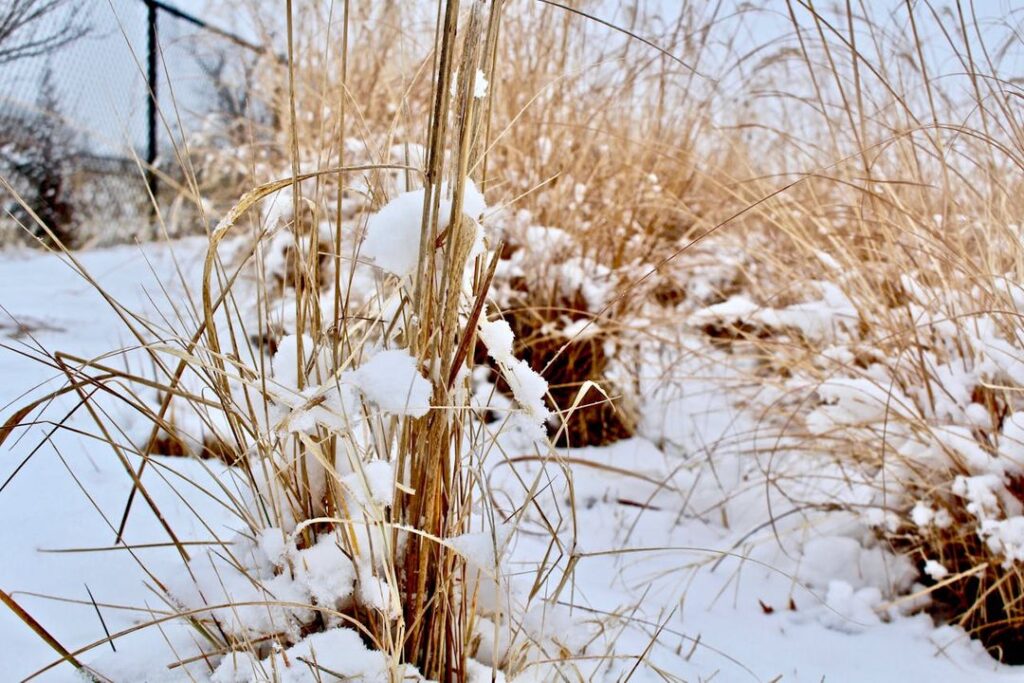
[270,333,317,390]
[0,239,1021,681]
[689,283,858,342]
[292,533,358,608]
[478,313,551,424]
[806,376,916,434]
[479,317,515,361]
[361,190,428,277]
[448,525,514,572]
[351,348,433,418]
[360,180,488,278]
[503,358,551,423]
[924,559,950,581]
[343,459,395,507]
[952,474,1004,519]
[355,568,398,619]
[213,628,393,683]
[912,501,936,527]
[981,516,1024,566]
[689,294,760,325]
[798,536,916,596]
[474,69,489,99]
[999,411,1024,472]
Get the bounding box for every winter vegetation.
[3,0,1024,681]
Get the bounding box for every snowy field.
[0,238,1017,681]
[3,0,1024,680]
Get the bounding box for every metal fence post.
[146,0,158,216]
[0,0,274,245]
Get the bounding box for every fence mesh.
[0,0,266,247]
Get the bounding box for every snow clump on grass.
[361,180,487,278]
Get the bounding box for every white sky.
[0,0,254,156]
[0,1,1020,158]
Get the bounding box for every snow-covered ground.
[0,239,1018,681]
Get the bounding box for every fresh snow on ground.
[0,239,1018,681]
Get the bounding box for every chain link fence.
[0,0,267,247]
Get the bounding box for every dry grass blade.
[0,588,103,681]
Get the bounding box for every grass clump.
[2,2,592,680]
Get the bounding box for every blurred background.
[0,0,266,246]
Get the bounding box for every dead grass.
[5,0,1024,675]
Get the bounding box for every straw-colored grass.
[5,0,1024,675]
